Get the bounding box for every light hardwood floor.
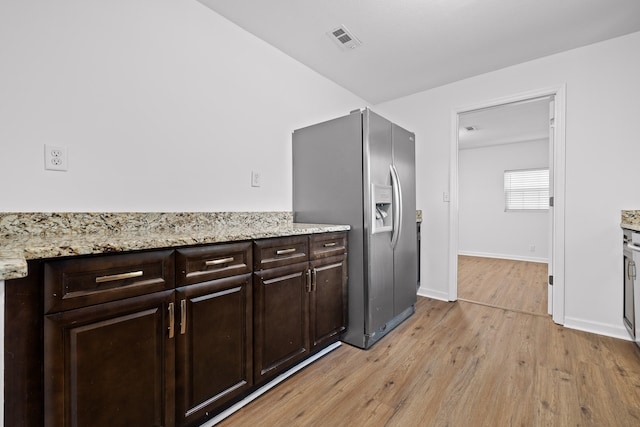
[218,297,640,426]
[458,255,548,315]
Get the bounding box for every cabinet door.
[175,274,253,427]
[310,254,348,349]
[44,290,175,427]
[253,262,310,383]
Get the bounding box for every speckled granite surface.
[0,212,350,281]
[621,210,640,231]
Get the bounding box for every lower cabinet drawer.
[44,250,175,314]
[253,236,309,270]
[310,232,347,259]
[176,241,252,286]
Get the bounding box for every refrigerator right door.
[392,123,418,315]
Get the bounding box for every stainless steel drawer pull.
[95,270,143,284]
[180,299,187,335]
[276,248,296,255]
[323,242,337,247]
[205,257,234,266]
[168,302,175,339]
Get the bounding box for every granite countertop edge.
[621,210,640,232]
[0,223,350,281]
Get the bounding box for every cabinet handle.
[312,268,317,292]
[306,269,312,293]
[323,242,337,247]
[168,302,175,339]
[95,270,143,284]
[205,257,234,266]
[180,299,187,335]
[276,248,296,255]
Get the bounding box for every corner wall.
[375,31,640,338]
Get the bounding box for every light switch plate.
[251,171,261,187]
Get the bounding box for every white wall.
[375,31,640,338]
[0,0,365,212]
[459,139,549,262]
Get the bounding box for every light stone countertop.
[0,212,349,281]
[621,210,640,231]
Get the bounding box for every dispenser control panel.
[372,184,393,234]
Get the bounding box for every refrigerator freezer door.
[392,123,418,315]
[364,110,394,334]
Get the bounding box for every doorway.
[457,98,550,315]
[448,86,566,324]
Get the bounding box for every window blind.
[504,168,549,211]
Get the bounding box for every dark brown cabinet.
[174,243,253,427]
[253,232,347,383]
[44,290,176,427]
[253,236,310,383]
[42,250,176,427]
[4,232,347,427]
[42,243,253,427]
[309,232,348,350]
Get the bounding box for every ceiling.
[197,0,640,105]
[458,97,550,149]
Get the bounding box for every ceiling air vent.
[328,25,362,50]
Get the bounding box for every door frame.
[448,85,566,324]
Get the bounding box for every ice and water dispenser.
[372,184,393,233]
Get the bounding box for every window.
[504,168,549,211]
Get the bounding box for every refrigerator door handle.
[390,163,403,249]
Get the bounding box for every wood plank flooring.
[458,255,548,315]
[218,297,640,426]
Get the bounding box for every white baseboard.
[563,316,632,341]
[458,250,548,264]
[417,286,450,301]
[201,341,342,426]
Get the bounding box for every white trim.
[458,251,548,264]
[200,341,342,426]
[448,110,460,302]
[417,286,450,301]
[1,280,4,427]
[550,85,566,324]
[563,316,631,341]
[449,85,567,324]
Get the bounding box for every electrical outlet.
[251,171,261,187]
[44,145,68,171]
[529,245,536,252]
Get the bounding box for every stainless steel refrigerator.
[292,108,417,349]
